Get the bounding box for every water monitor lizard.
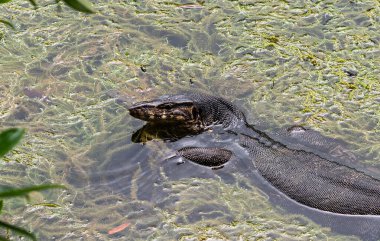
[128,92,380,216]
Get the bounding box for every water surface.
[0,0,379,240]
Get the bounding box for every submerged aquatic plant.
[0,128,65,241]
[0,0,95,29]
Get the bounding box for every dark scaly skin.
[128,92,380,215]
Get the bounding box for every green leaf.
[62,0,95,13]
[0,19,15,30]
[0,200,3,214]
[0,220,36,241]
[0,184,65,199]
[0,128,24,158]
[0,235,10,241]
[0,0,12,4]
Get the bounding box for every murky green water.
[1,0,379,240]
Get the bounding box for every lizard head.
[129,92,246,129]
[128,94,200,124]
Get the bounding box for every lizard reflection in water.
[128,92,380,239]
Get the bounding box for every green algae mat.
[0,0,379,240]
